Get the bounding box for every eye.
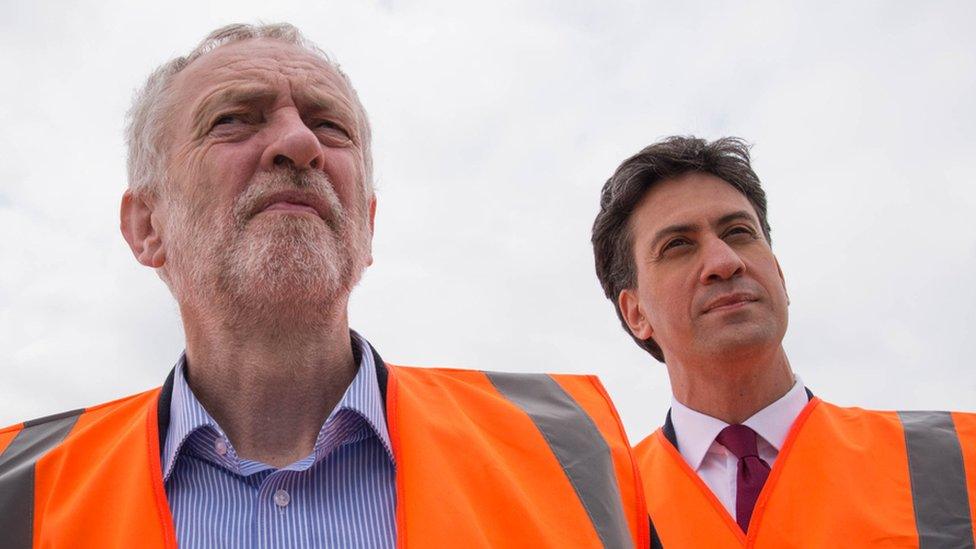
[661,237,691,253]
[313,119,350,138]
[210,113,247,129]
[723,225,757,241]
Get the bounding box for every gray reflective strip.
[898,411,975,549]
[486,372,632,549]
[0,410,83,549]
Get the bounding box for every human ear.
[774,255,789,306]
[120,190,166,269]
[365,194,377,267]
[618,288,654,340]
[368,194,377,234]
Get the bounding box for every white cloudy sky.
[1,1,973,440]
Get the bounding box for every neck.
[666,345,794,424]
[180,299,357,468]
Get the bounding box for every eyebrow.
[191,84,277,130]
[296,87,350,117]
[648,210,759,252]
[716,210,758,227]
[190,83,359,138]
[295,88,358,136]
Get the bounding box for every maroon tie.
[716,424,771,532]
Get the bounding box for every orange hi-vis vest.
[635,397,976,548]
[0,356,648,548]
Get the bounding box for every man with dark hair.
[0,23,648,547]
[592,135,976,547]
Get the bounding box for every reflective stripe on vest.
[0,409,83,549]
[1,389,181,549]
[486,371,631,549]
[390,365,643,548]
[899,411,975,549]
[637,399,976,548]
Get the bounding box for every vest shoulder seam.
[389,364,591,378]
[819,400,966,415]
[1,387,162,434]
[22,408,85,428]
[81,387,161,415]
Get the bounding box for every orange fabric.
[14,365,641,548]
[32,389,176,549]
[554,375,649,547]
[634,431,743,547]
[0,423,22,456]
[953,411,976,543]
[751,402,917,547]
[744,396,819,540]
[389,365,641,548]
[636,400,973,548]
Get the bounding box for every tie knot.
[716,424,760,459]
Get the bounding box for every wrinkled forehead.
[166,38,354,124]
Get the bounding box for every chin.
[223,219,368,313]
[171,211,371,325]
[214,268,351,330]
[230,254,345,307]
[699,323,782,360]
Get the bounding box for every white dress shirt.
[670,377,809,519]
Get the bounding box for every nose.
[259,109,325,171]
[699,237,746,284]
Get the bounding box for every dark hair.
[591,136,771,362]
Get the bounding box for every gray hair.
[125,23,373,197]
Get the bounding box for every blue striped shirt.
[162,334,397,548]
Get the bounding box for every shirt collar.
[162,353,217,481]
[332,332,394,462]
[162,332,394,481]
[742,375,808,453]
[670,376,807,471]
[670,397,728,471]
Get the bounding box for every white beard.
[163,169,371,329]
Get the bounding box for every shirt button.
[274,489,290,508]
[214,439,228,456]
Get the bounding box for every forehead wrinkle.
[166,39,367,156]
[192,82,277,121]
[294,84,356,123]
[226,46,347,91]
[171,56,277,129]
[198,52,355,117]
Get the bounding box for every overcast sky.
[1,1,973,440]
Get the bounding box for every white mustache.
[233,169,345,229]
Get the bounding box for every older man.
[592,136,976,547]
[0,24,647,548]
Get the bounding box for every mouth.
[253,191,328,220]
[261,201,320,216]
[702,293,758,314]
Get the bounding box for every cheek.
[212,143,260,183]
[646,267,692,307]
[189,144,260,205]
[753,263,788,308]
[651,290,686,330]
[323,149,366,205]
[637,271,682,327]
